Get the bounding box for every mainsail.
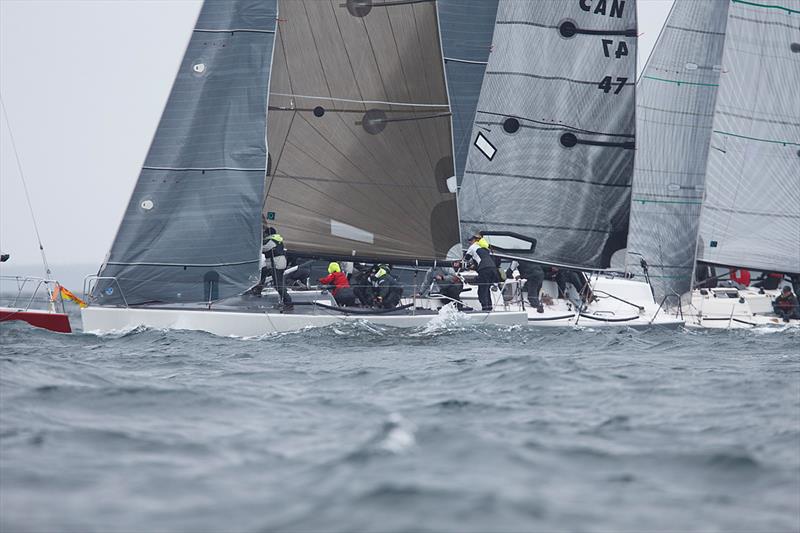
[458,0,638,268]
[263,0,460,264]
[438,0,500,186]
[697,0,800,274]
[94,0,278,305]
[626,0,729,301]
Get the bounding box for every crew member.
[351,263,375,307]
[284,257,311,288]
[754,271,784,290]
[319,262,356,306]
[251,227,293,310]
[433,267,464,309]
[465,234,499,311]
[508,260,545,313]
[773,286,799,322]
[371,265,403,309]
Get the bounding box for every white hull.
[421,275,684,329]
[684,287,800,329]
[80,305,527,337]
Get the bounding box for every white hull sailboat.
[421,274,683,328]
[81,303,525,337]
[81,1,528,335]
[684,287,800,329]
[624,0,799,330]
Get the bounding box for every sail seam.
[730,0,800,14]
[464,170,630,188]
[642,75,719,87]
[444,57,489,65]
[703,204,800,218]
[476,111,635,138]
[713,130,800,146]
[269,92,448,108]
[633,198,704,205]
[107,260,258,267]
[729,14,799,28]
[716,111,800,128]
[142,166,265,172]
[496,20,635,35]
[487,71,634,87]
[194,29,276,34]
[666,24,726,36]
[460,219,612,235]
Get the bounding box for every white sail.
[626,0,730,301]
[697,0,800,274]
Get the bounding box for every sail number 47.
[598,76,628,94]
[601,39,628,59]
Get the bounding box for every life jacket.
[319,271,350,296]
[475,247,495,271]
[266,233,285,256]
[730,268,750,286]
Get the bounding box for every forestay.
[697,0,800,275]
[263,0,460,264]
[459,0,637,268]
[94,0,278,305]
[626,0,729,301]
[438,0,500,187]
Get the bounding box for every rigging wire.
[0,93,52,279]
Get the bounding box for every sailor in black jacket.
[465,234,499,311]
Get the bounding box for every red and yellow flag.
[52,284,87,308]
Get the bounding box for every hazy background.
[1,0,675,289]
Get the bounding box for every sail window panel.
[699,0,800,274]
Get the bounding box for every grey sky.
[1,0,674,271]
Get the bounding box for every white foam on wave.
[379,413,416,454]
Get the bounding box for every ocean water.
[1,312,799,533]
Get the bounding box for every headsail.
[94,0,278,305]
[438,0,500,186]
[458,0,638,268]
[626,0,729,301]
[697,0,800,274]
[263,0,459,264]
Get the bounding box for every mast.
[625,0,730,302]
[263,0,460,264]
[94,1,278,305]
[696,0,800,276]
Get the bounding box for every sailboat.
[80,0,526,336]
[442,0,683,328]
[0,97,73,334]
[626,0,800,329]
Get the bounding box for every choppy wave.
[1,315,799,532]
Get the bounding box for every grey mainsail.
[697,0,800,274]
[263,0,459,264]
[626,0,729,301]
[458,0,637,268]
[439,0,500,186]
[94,0,277,305]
